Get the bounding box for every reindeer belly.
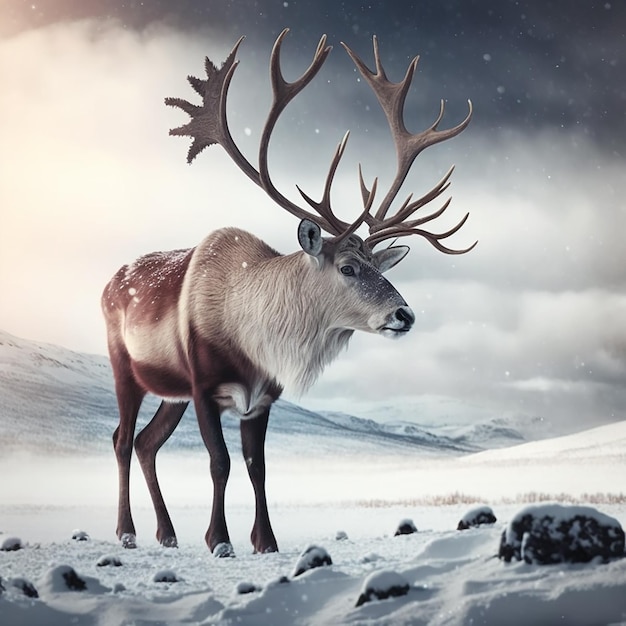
[124,315,191,398]
[130,361,192,398]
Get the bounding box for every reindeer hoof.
[120,533,137,549]
[161,536,178,548]
[213,542,235,558]
[255,544,278,554]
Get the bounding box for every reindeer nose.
[395,306,415,328]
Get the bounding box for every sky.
[1,1,625,432]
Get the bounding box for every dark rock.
[356,570,410,607]
[62,568,87,591]
[457,505,497,530]
[71,530,90,542]
[153,569,179,583]
[1,537,23,552]
[292,545,332,577]
[394,518,417,536]
[236,581,260,594]
[96,555,123,567]
[499,504,625,565]
[12,577,39,598]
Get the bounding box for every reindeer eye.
[340,265,355,276]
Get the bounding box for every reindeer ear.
[298,219,323,257]
[374,245,410,273]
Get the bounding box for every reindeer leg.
[241,409,278,553]
[112,371,145,549]
[134,400,188,547]
[194,391,233,557]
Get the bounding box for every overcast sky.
[1,1,624,432]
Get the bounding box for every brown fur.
[102,225,413,553]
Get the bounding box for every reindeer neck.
[226,251,353,394]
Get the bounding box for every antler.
[166,30,474,254]
[342,37,476,254]
[166,28,369,239]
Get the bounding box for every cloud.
[0,18,623,432]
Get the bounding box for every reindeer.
[102,29,474,556]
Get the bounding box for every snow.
[507,503,623,533]
[1,331,626,623]
[1,452,625,624]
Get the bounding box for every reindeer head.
[296,218,414,336]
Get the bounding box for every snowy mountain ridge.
[1,329,548,456]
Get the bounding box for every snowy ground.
[2,502,625,626]
[2,422,626,625]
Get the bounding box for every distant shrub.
[340,491,626,509]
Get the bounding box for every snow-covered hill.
[464,419,626,464]
[314,395,559,448]
[0,329,539,458]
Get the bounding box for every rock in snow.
[71,529,90,542]
[1,536,23,551]
[394,518,417,536]
[499,503,625,564]
[457,505,497,530]
[152,569,179,583]
[235,581,261,595]
[355,570,410,607]
[38,564,110,595]
[9,577,39,598]
[96,554,123,567]
[292,544,333,577]
[41,565,87,592]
